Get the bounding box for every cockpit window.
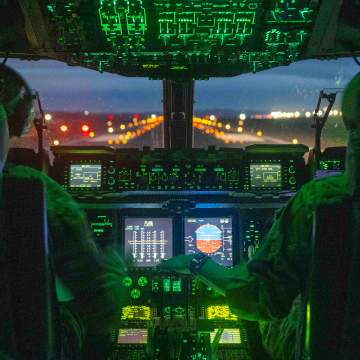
[5,57,359,153]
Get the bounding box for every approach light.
[53,140,59,145]
[60,125,68,132]
[225,124,230,130]
[318,110,322,115]
[108,127,114,133]
[295,112,300,117]
[45,114,52,121]
[82,125,89,132]
[305,112,311,117]
[239,113,246,120]
[333,110,338,115]
[329,110,333,115]
[237,127,243,132]
[293,139,298,144]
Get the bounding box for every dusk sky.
[3,57,359,114]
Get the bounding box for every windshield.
[5,57,359,153]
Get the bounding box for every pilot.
[158,73,360,359]
[0,64,130,359]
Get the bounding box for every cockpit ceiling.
[1,0,359,78]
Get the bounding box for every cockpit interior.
[1,0,360,359]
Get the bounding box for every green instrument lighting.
[163,279,171,292]
[206,305,237,320]
[131,289,141,299]
[172,279,181,292]
[138,277,148,286]
[123,277,132,287]
[121,306,151,320]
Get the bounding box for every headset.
[0,64,34,137]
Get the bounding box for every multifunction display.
[184,218,233,266]
[70,164,101,188]
[125,218,173,267]
[250,163,282,188]
[117,329,148,344]
[210,329,241,344]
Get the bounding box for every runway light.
[292,139,298,144]
[120,124,125,130]
[45,114,52,121]
[115,140,120,144]
[257,131,262,137]
[123,139,127,144]
[53,140,59,145]
[151,114,156,119]
[60,125,68,132]
[89,132,94,137]
[225,124,230,130]
[108,140,113,144]
[108,127,114,133]
[329,110,333,115]
[333,110,338,115]
[305,112,311,117]
[295,111,300,117]
[82,125,89,132]
[318,110,322,115]
[210,115,215,121]
[240,113,246,120]
[238,127,243,132]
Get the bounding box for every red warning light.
[109,115,114,120]
[82,125,89,132]
[60,125,68,132]
[134,114,139,120]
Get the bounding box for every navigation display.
[70,164,101,188]
[250,163,282,188]
[184,218,233,266]
[117,329,147,344]
[210,329,241,344]
[124,218,173,267]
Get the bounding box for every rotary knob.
[108,166,115,174]
[139,175,148,183]
[289,177,296,185]
[169,175,177,182]
[108,177,115,186]
[288,166,295,174]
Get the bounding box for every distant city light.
[107,121,112,126]
[108,140,113,144]
[218,123,222,127]
[238,127,243,132]
[115,140,120,144]
[151,114,156,119]
[60,125,68,132]
[53,140,59,145]
[120,124,125,130]
[295,112,300,117]
[305,112,311,117]
[257,131,262,137]
[84,111,89,115]
[239,120,244,125]
[293,139,298,144]
[108,127,114,133]
[225,124,231,130]
[89,132,94,137]
[82,125,89,132]
[123,139,127,144]
[109,115,114,120]
[210,115,215,121]
[45,114,52,121]
[239,114,246,120]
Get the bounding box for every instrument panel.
[51,144,308,197]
